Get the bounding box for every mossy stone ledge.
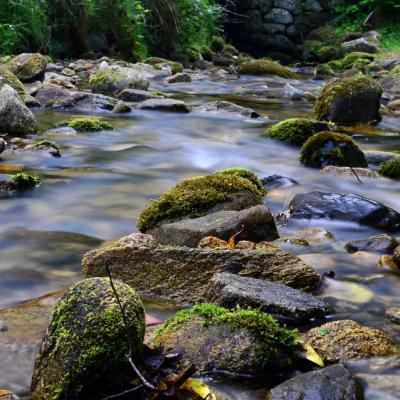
[30,277,145,400]
[236,60,299,79]
[137,168,265,232]
[264,118,329,146]
[151,303,298,374]
[300,131,367,169]
[314,76,382,124]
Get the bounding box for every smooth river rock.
[345,234,399,254]
[266,364,362,400]
[290,192,400,232]
[206,272,332,324]
[148,205,279,247]
[82,234,319,304]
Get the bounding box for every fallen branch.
[350,166,362,183]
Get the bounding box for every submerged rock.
[148,205,279,247]
[136,98,190,113]
[206,273,332,324]
[264,118,328,146]
[151,303,298,374]
[386,307,400,325]
[0,84,37,135]
[305,320,400,363]
[137,169,264,232]
[8,53,48,82]
[164,72,191,84]
[345,234,399,254]
[193,100,260,118]
[266,364,362,400]
[282,227,335,246]
[314,76,382,124]
[30,278,145,400]
[82,233,320,304]
[290,192,400,232]
[300,131,367,168]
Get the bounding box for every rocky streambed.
[0,48,400,399]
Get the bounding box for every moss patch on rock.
[237,60,299,79]
[137,169,264,232]
[314,76,382,123]
[379,159,400,179]
[30,277,145,400]
[300,131,367,168]
[264,118,329,146]
[342,52,376,70]
[8,172,40,190]
[213,167,263,191]
[0,66,26,96]
[152,303,298,373]
[58,118,113,132]
[171,62,184,75]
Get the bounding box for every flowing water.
[1,72,400,398]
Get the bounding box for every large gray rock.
[117,88,157,102]
[0,85,37,135]
[8,53,48,82]
[149,205,279,247]
[30,278,145,400]
[266,364,362,400]
[136,98,190,113]
[82,234,320,304]
[345,234,399,254]
[345,357,400,400]
[206,272,332,324]
[265,8,293,25]
[340,38,379,55]
[290,192,400,232]
[365,151,400,166]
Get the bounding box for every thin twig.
[102,384,144,400]
[105,266,156,391]
[350,166,362,183]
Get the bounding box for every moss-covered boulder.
[237,60,299,79]
[264,118,329,146]
[171,62,184,75]
[300,131,368,168]
[314,76,382,124]
[8,53,48,82]
[0,84,37,135]
[89,65,149,96]
[314,64,335,79]
[30,277,145,400]
[9,172,40,190]
[305,320,400,363]
[151,303,298,374]
[58,118,113,132]
[379,159,400,179]
[137,168,265,232]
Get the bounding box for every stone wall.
[223,0,337,57]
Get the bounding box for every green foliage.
[59,118,113,132]
[154,303,298,367]
[379,159,400,179]
[0,0,222,60]
[137,169,264,232]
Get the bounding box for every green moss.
[300,131,367,168]
[137,169,265,231]
[150,89,166,97]
[379,159,400,179]
[342,52,376,70]
[8,172,40,190]
[58,118,113,132]
[236,60,299,79]
[211,36,225,52]
[213,167,263,191]
[200,46,213,61]
[145,57,169,66]
[153,303,298,368]
[32,278,145,400]
[0,66,26,96]
[171,62,184,75]
[315,45,339,62]
[315,64,335,78]
[314,76,382,121]
[88,69,124,86]
[264,118,328,146]
[391,65,400,74]
[327,60,344,71]
[222,44,239,57]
